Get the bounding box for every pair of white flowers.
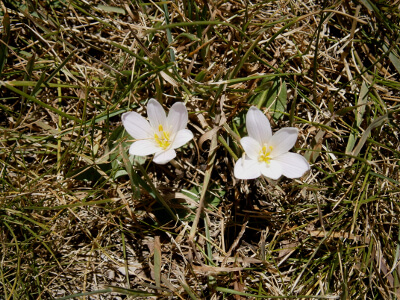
[122,99,309,180]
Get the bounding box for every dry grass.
[1,0,400,299]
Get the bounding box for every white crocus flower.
[122,99,193,165]
[234,106,310,180]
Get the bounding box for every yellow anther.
[162,130,170,140]
[258,145,273,164]
[154,124,171,150]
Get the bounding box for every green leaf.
[119,143,141,199]
[383,43,400,75]
[182,185,223,209]
[96,4,125,14]
[176,32,200,41]
[0,12,10,75]
[249,77,287,121]
[195,70,207,82]
[359,0,373,10]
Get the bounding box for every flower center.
[258,145,273,164]
[154,124,171,150]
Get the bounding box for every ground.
[1,0,400,299]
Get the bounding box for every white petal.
[122,112,153,140]
[147,98,167,129]
[240,136,261,161]
[234,157,262,180]
[273,152,310,178]
[170,129,193,149]
[153,149,176,164]
[260,160,283,180]
[129,140,160,156]
[167,102,188,133]
[246,106,272,144]
[269,127,299,157]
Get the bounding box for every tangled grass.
[1,0,400,299]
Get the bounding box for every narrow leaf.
[154,236,162,288]
[351,113,389,157]
[96,4,125,14]
[119,143,141,199]
[383,43,400,75]
[346,81,369,154]
[0,12,10,75]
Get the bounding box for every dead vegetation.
[1,0,400,299]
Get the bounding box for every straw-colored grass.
[1,0,400,299]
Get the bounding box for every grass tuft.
[1,0,400,299]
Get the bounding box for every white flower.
[234,106,310,180]
[122,99,193,165]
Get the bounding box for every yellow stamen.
[154,124,171,150]
[258,145,273,164]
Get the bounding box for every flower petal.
[129,140,160,156]
[147,98,167,129]
[260,160,283,180]
[240,136,261,161]
[122,112,153,140]
[273,152,310,178]
[234,156,262,180]
[170,129,193,149]
[153,149,176,164]
[269,127,299,157]
[246,106,272,144]
[167,102,189,133]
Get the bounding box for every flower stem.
[189,128,218,241]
